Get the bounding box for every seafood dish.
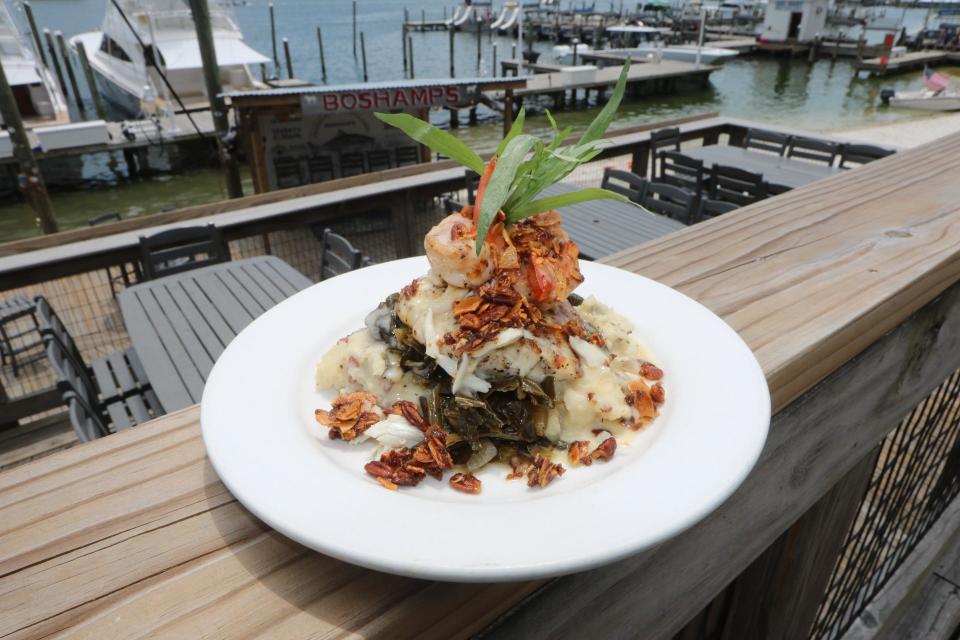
[314,60,666,494]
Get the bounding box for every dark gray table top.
[682,145,844,190]
[547,183,686,260]
[118,256,313,412]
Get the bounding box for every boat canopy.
[607,25,672,33]
[158,36,270,70]
[4,61,42,86]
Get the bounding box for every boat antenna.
[107,0,206,139]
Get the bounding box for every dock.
[403,19,449,32]
[856,50,960,76]
[498,58,717,107]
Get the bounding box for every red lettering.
[446,87,460,104]
[393,90,410,107]
[429,87,444,102]
[358,92,373,110]
[322,94,339,112]
[410,88,429,106]
[373,91,390,108]
[341,93,358,110]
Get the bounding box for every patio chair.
[657,151,707,195]
[695,197,740,223]
[138,224,230,281]
[88,212,141,297]
[710,165,768,206]
[465,170,480,205]
[639,180,698,224]
[443,197,466,214]
[839,143,895,169]
[787,136,841,165]
[743,129,791,155]
[396,145,421,167]
[367,150,392,173]
[45,336,162,440]
[340,152,366,177]
[0,294,43,377]
[307,155,335,183]
[318,228,365,280]
[649,127,681,177]
[601,168,647,203]
[35,295,152,403]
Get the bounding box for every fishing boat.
[70,0,269,118]
[881,88,960,112]
[880,69,960,112]
[0,1,68,125]
[553,25,739,64]
[445,1,496,32]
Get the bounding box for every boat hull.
[888,91,960,112]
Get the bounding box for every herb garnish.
[375,58,633,254]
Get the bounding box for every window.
[99,35,132,63]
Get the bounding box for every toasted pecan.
[449,473,482,494]
[315,392,381,441]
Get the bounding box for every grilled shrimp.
[424,212,495,288]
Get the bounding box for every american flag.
[923,68,952,92]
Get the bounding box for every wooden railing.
[2,118,946,640]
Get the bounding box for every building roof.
[222,76,526,100]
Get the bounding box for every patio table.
[547,182,686,259]
[681,144,844,190]
[1,131,959,639]
[117,256,312,412]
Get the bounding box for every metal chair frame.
[138,224,230,281]
[601,167,647,203]
[319,228,365,280]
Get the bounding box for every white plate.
[201,257,770,582]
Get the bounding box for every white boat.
[70,0,269,118]
[0,1,69,125]
[602,25,740,64]
[881,88,960,112]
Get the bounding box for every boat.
[445,1,495,32]
[0,1,69,125]
[552,25,739,64]
[881,87,960,112]
[70,0,269,118]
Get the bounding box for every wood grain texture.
[0,131,958,639]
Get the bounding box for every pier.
[403,19,449,32]
[856,50,960,76]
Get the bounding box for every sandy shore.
[831,112,960,149]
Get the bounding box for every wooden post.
[0,55,57,233]
[188,0,243,199]
[283,37,293,79]
[402,23,408,75]
[43,29,68,98]
[720,447,882,640]
[360,32,368,82]
[449,28,455,77]
[75,40,105,120]
[407,35,414,79]
[421,8,425,23]
[502,88,514,137]
[55,32,84,115]
[317,27,327,82]
[269,3,278,73]
[476,20,482,71]
[352,0,358,59]
[23,2,46,67]
[449,107,459,128]
[492,43,497,77]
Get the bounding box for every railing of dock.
[1,115,954,640]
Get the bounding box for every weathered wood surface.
[0,131,958,639]
[118,257,313,412]
[840,492,960,639]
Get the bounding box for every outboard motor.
[880,88,896,105]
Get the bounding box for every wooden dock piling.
[75,40,105,120]
[22,2,46,68]
[269,3,278,73]
[317,27,327,82]
[43,29,67,98]
[449,29,455,78]
[407,35,414,79]
[283,37,293,79]
[55,32,84,114]
[360,32,368,82]
[352,0,357,59]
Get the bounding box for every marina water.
[0,0,957,239]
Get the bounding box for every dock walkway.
[856,50,960,75]
[706,37,758,52]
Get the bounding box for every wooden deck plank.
[0,131,959,639]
